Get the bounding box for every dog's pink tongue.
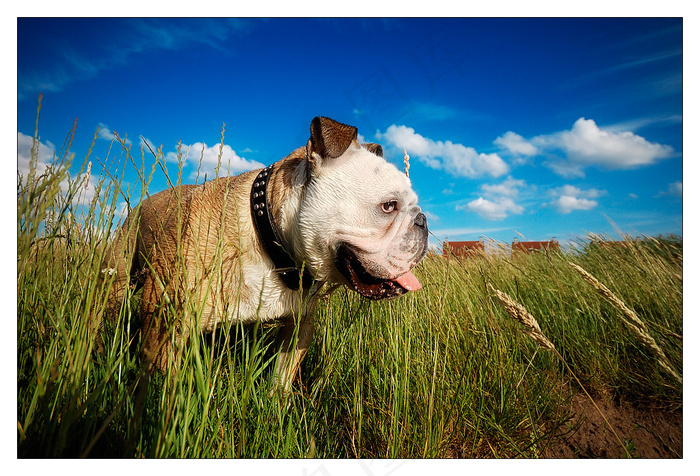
[393,271,422,291]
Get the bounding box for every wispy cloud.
[126,18,251,53]
[559,47,682,92]
[422,210,440,224]
[602,114,683,134]
[480,176,528,198]
[411,102,460,121]
[378,124,509,178]
[18,18,252,100]
[430,226,512,239]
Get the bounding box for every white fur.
[295,142,423,283]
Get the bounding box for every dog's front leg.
[273,310,315,395]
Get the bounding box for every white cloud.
[18,131,55,180]
[656,181,682,198]
[378,125,509,178]
[493,117,675,178]
[669,181,682,197]
[381,118,673,181]
[481,176,527,198]
[17,131,98,204]
[537,118,675,177]
[459,197,524,221]
[549,184,606,214]
[165,142,264,179]
[550,184,605,199]
[457,176,529,220]
[557,118,673,166]
[98,123,132,145]
[494,131,538,156]
[552,196,598,214]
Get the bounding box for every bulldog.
[99,116,428,392]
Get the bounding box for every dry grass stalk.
[569,262,682,385]
[487,283,555,351]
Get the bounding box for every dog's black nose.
[414,212,427,229]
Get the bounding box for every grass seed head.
[403,149,410,178]
[488,283,555,351]
[569,262,682,385]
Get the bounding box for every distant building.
[443,239,485,258]
[511,238,560,253]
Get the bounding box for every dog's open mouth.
[335,245,422,300]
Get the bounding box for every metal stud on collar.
[252,167,271,217]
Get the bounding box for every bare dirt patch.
[545,390,682,458]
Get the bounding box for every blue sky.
[17,17,683,249]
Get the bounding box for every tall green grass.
[17,113,682,458]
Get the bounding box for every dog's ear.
[362,143,383,157]
[307,117,359,163]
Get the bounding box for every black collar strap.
[251,164,315,291]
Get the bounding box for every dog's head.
[293,117,428,299]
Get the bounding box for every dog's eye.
[381,200,398,213]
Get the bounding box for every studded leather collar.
[251,164,314,291]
